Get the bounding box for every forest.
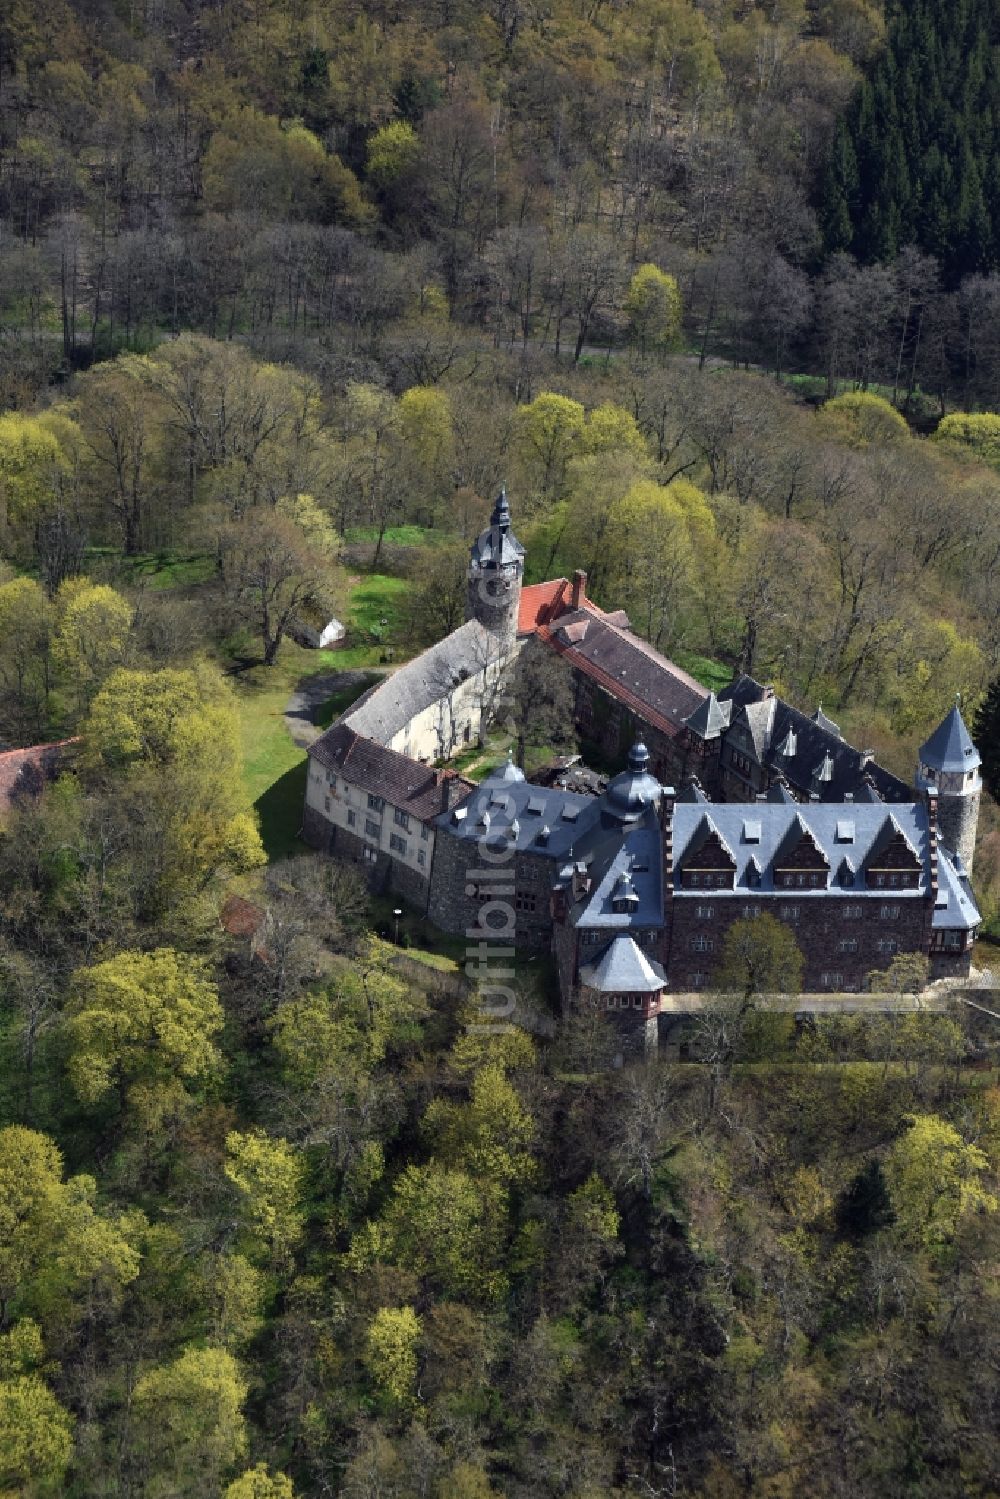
[1,0,1000,1494]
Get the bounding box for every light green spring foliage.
[885,1113,998,1248]
[364,1305,422,1408]
[0,410,79,527]
[0,1374,74,1496]
[0,1126,142,1339]
[52,580,133,700]
[133,1346,248,1494]
[366,119,420,188]
[624,262,682,355]
[65,948,223,1110]
[931,411,1000,469]
[820,390,910,444]
[225,1463,296,1499]
[224,1129,304,1261]
[81,662,265,894]
[0,1320,45,1377]
[349,1162,508,1303]
[423,1061,536,1190]
[566,1173,621,1243]
[275,492,340,556]
[515,392,652,506]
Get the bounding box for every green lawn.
[347,573,409,639]
[675,651,732,694]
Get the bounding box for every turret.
[915,698,981,873]
[467,488,524,641]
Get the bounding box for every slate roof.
[683,691,732,739]
[436,762,599,856]
[580,935,666,993]
[0,739,77,813]
[469,489,525,570]
[933,848,981,931]
[719,675,910,802]
[672,800,935,899]
[344,618,499,744]
[918,705,981,775]
[537,605,707,740]
[309,722,472,823]
[564,810,664,932]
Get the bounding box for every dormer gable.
[678,815,737,889]
[863,815,922,890]
[772,815,830,889]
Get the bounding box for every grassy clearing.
[86,547,217,590]
[344,524,447,548]
[347,573,409,638]
[675,651,732,694]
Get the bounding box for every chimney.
[571,569,587,609]
[761,684,775,699]
[439,772,465,812]
[859,749,874,768]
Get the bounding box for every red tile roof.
[0,739,77,814]
[220,893,267,938]
[518,579,569,633]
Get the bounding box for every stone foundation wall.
[302,810,431,912]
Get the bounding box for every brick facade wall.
[666,893,932,992]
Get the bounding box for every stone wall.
[426,833,555,950]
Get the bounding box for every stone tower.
[467,488,525,642]
[915,699,982,874]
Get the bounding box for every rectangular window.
[394,809,410,830]
[417,850,426,868]
[421,824,429,841]
[347,810,356,828]
[695,904,714,919]
[515,893,537,912]
[367,794,383,812]
[743,904,761,919]
[844,904,863,919]
[365,818,380,839]
[324,795,331,812]
[879,904,901,920]
[877,938,898,955]
[691,972,706,989]
[692,935,713,953]
[820,972,843,990]
[781,905,801,922]
[326,772,337,790]
[839,938,859,953]
[389,834,407,855]
[362,846,378,864]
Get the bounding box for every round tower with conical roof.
[915,698,982,873]
[467,488,525,642]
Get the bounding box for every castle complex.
[303,494,982,1043]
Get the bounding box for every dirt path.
[283,667,387,750]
